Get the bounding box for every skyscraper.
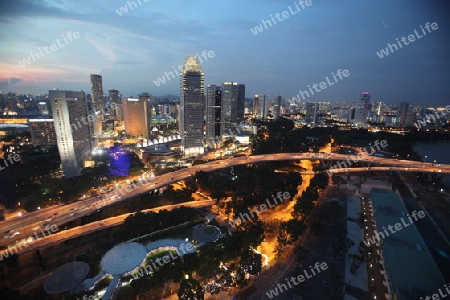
[273,95,282,119]
[354,92,371,125]
[221,82,245,136]
[180,55,205,156]
[109,89,119,103]
[306,102,319,124]
[205,85,222,147]
[254,94,268,120]
[29,118,56,146]
[49,90,92,178]
[122,97,149,138]
[397,102,409,126]
[90,75,104,113]
[90,75,104,133]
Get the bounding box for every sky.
[0,0,449,105]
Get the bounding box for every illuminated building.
[205,85,222,147]
[49,90,92,178]
[221,82,245,136]
[306,102,319,124]
[122,97,149,138]
[29,119,56,146]
[90,74,104,112]
[354,92,371,125]
[180,55,205,156]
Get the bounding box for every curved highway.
[1,152,449,252]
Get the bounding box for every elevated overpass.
[1,152,448,253]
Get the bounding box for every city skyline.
[0,0,449,105]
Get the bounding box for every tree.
[178,279,204,300]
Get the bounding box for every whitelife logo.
[250,0,313,35]
[228,192,291,228]
[18,31,80,67]
[131,242,194,279]
[71,102,118,131]
[265,262,328,298]
[153,50,215,87]
[0,154,21,172]
[414,105,450,129]
[363,210,425,246]
[376,22,439,59]
[288,69,350,105]
[326,139,388,176]
[420,283,450,300]
[116,0,149,16]
[0,224,59,261]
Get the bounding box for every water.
[414,142,450,164]
[414,142,450,188]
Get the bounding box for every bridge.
[1,152,448,256]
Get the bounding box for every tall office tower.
[221,82,245,137]
[179,55,205,156]
[90,75,104,113]
[205,85,222,147]
[254,94,268,120]
[372,101,384,123]
[109,89,119,103]
[354,92,371,125]
[253,95,260,118]
[306,102,319,124]
[396,102,409,126]
[115,102,124,120]
[273,95,282,119]
[90,75,104,133]
[122,97,149,138]
[28,118,56,146]
[49,90,92,178]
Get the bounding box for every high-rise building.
[179,55,205,156]
[29,118,56,146]
[273,95,282,119]
[397,102,409,126]
[122,97,149,138]
[306,102,319,124]
[253,95,260,118]
[90,75,104,133]
[205,85,222,147]
[115,102,124,120]
[221,82,245,136]
[254,94,268,120]
[354,92,371,125]
[109,89,119,103]
[49,90,92,178]
[90,75,104,113]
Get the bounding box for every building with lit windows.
[49,90,92,178]
[90,75,104,113]
[354,92,371,125]
[122,97,149,138]
[205,85,222,147]
[29,118,56,146]
[179,55,205,156]
[221,82,245,136]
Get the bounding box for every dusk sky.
[0,0,449,104]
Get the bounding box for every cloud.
[8,77,24,85]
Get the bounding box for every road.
[0,200,213,257]
[1,152,449,250]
